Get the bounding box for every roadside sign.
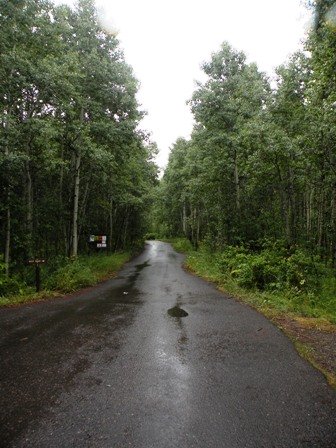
[89,235,107,248]
[28,259,46,265]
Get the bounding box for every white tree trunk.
[234,149,240,212]
[71,149,81,258]
[182,202,187,235]
[4,106,11,275]
[5,207,10,276]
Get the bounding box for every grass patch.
[164,237,194,253]
[0,252,130,307]
[0,289,62,307]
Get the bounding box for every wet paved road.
[0,241,335,448]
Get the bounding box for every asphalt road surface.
[0,241,335,448]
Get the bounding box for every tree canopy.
[0,0,158,273]
[157,0,336,264]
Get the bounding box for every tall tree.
[0,0,158,275]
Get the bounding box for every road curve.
[0,241,335,448]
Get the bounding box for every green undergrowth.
[0,252,130,307]
[166,237,194,253]
[169,238,336,323]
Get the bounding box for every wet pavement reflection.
[0,241,335,448]
[0,256,150,446]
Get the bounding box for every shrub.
[170,238,193,253]
[0,275,23,296]
[0,262,24,296]
[285,250,324,292]
[213,245,324,293]
[145,232,156,240]
[45,259,97,293]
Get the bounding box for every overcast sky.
[53,0,311,169]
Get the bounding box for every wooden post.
[28,259,46,292]
[35,264,41,292]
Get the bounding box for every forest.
[1,0,336,322]
[153,0,336,321]
[0,0,157,298]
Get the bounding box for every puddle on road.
[168,305,188,318]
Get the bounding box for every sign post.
[89,235,107,250]
[28,259,46,292]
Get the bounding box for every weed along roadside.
[0,252,131,308]
[167,238,336,389]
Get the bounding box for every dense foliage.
[177,239,336,322]
[156,1,336,268]
[0,0,158,282]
